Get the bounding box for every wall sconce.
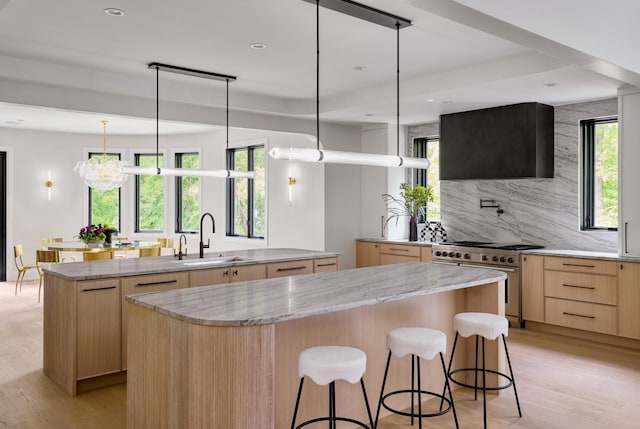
[288,172,296,206]
[45,172,53,201]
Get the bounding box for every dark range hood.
[439,102,554,180]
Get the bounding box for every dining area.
[12,236,172,302]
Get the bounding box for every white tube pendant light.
[269,0,429,170]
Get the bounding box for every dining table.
[45,240,161,253]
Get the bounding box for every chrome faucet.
[176,234,188,260]
[199,212,215,258]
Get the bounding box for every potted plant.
[382,183,434,241]
[77,224,108,247]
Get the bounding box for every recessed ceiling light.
[353,65,367,71]
[104,8,125,17]
[426,98,435,102]
[250,43,267,50]
[544,82,558,87]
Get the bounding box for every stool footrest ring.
[294,416,371,429]
[380,389,453,418]
[448,368,514,391]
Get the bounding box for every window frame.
[580,116,618,231]
[174,151,200,234]
[88,151,122,231]
[134,152,165,234]
[413,136,440,223]
[226,144,265,239]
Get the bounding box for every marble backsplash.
[408,98,618,252]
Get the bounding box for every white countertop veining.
[125,262,506,326]
[357,238,436,247]
[520,248,639,261]
[43,248,339,280]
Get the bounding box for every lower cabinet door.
[76,279,122,380]
[267,260,313,278]
[544,297,617,335]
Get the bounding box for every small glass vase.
[83,239,105,248]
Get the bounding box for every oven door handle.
[458,263,517,273]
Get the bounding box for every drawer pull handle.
[316,262,337,267]
[82,286,116,292]
[562,312,595,319]
[562,263,595,268]
[389,248,410,252]
[562,284,595,290]
[136,279,178,287]
[232,270,238,276]
[277,266,308,272]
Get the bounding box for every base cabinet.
[355,241,380,267]
[379,243,421,265]
[190,264,267,287]
[76,279,122,379]
[522,255,544,322]
[619,262,640,339]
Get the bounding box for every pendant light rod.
[101,120,108,156]
[302,0,411,29]
[156,67,160,174]
[226,79,229,150]
[148,63,237,82]
[396,22,400,158]
[316,0,320,151]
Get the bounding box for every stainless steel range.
[431,241,544,327]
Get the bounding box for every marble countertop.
[43,248,339,281]
[520,248,640,261]
[125,262,506,326]
[357,238,436,247]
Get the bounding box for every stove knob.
[448,251,455,257]
[435,251,441,256]
[482,255,488,261]
[464,253,471,259]
[492,256,498,262]
[455,252,461,258]
[507,257,514,264]
[499,256,506,263]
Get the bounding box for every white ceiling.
[0,0,635,135]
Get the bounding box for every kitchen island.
[126,262,506,429]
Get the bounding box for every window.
[413,137,441,222]
[581,118,618,230]
[175,152,200,233]
[88,152,121,230]
[135,153,164,232]
[226,145,265,239]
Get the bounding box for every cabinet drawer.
[544,256,617,276]
[544,297,617,335]
[379,253,420,265]
[314,257,339,273]
[121,272,189,292]
[379,243,421,258]
[544,271,617,305]
[267,260,313,278]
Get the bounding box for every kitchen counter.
[126,262,507,428]
[521,248,637,261]
[126,262,506,326]
[44,247,339,280]
[357,237,436,246]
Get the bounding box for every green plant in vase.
[76,224,108,246]
[382,183,434,241]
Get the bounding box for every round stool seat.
[454,312,508,340]
[387,327,446,361]
[298,346,367,386]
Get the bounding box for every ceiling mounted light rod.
[301,0,411,29]
[269,0,428,169]
[148,62,236,82]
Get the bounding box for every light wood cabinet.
[267,260,314,278]
[421,247,433,262]
[619,91,640,257]
[618,262,640,339]
[522,254,544,322]
[356,241,380,267]
[76,279,122,380]
[121,272,189,369]
[379,243,421,265]
[542,256,617,335]
[313,257,339,273]
[190,265,267,287]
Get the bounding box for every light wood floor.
[2,280,640,428]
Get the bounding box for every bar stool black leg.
[482,337,487,429]
[329,381,336,429]
[375,350,393,427]
[503,334,522,417]
[411,354,415,426]
[360,378,375,429]
[416,355,423,429]
[440,332,459,411]
[475,335,480,401]
[440,352,459,429]
[291,377,304,429]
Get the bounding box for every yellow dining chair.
[157,238,175,256]
[36,249,60,303]
[113,237,128,259]
[83,251,114,261]
[13,244,36,296]
[41,237,75,262]
[139,247,161,257]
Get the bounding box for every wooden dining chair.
[41,237,75,262]
[139,247,161,257]
[113,237,129,259]
[36,249,60,303]
[157,238,175,256]
[13,244,36,296]
[83,251,114,261]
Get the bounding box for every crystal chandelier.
[74,120,128,190]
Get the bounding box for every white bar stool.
[291,346,374,429]
[445,312,522,428]
[375,327,459,429]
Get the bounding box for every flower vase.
[409,216,418,242]
[84,239,105,248]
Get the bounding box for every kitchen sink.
[172,256,254,266]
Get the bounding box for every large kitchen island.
[125,262,506,429]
